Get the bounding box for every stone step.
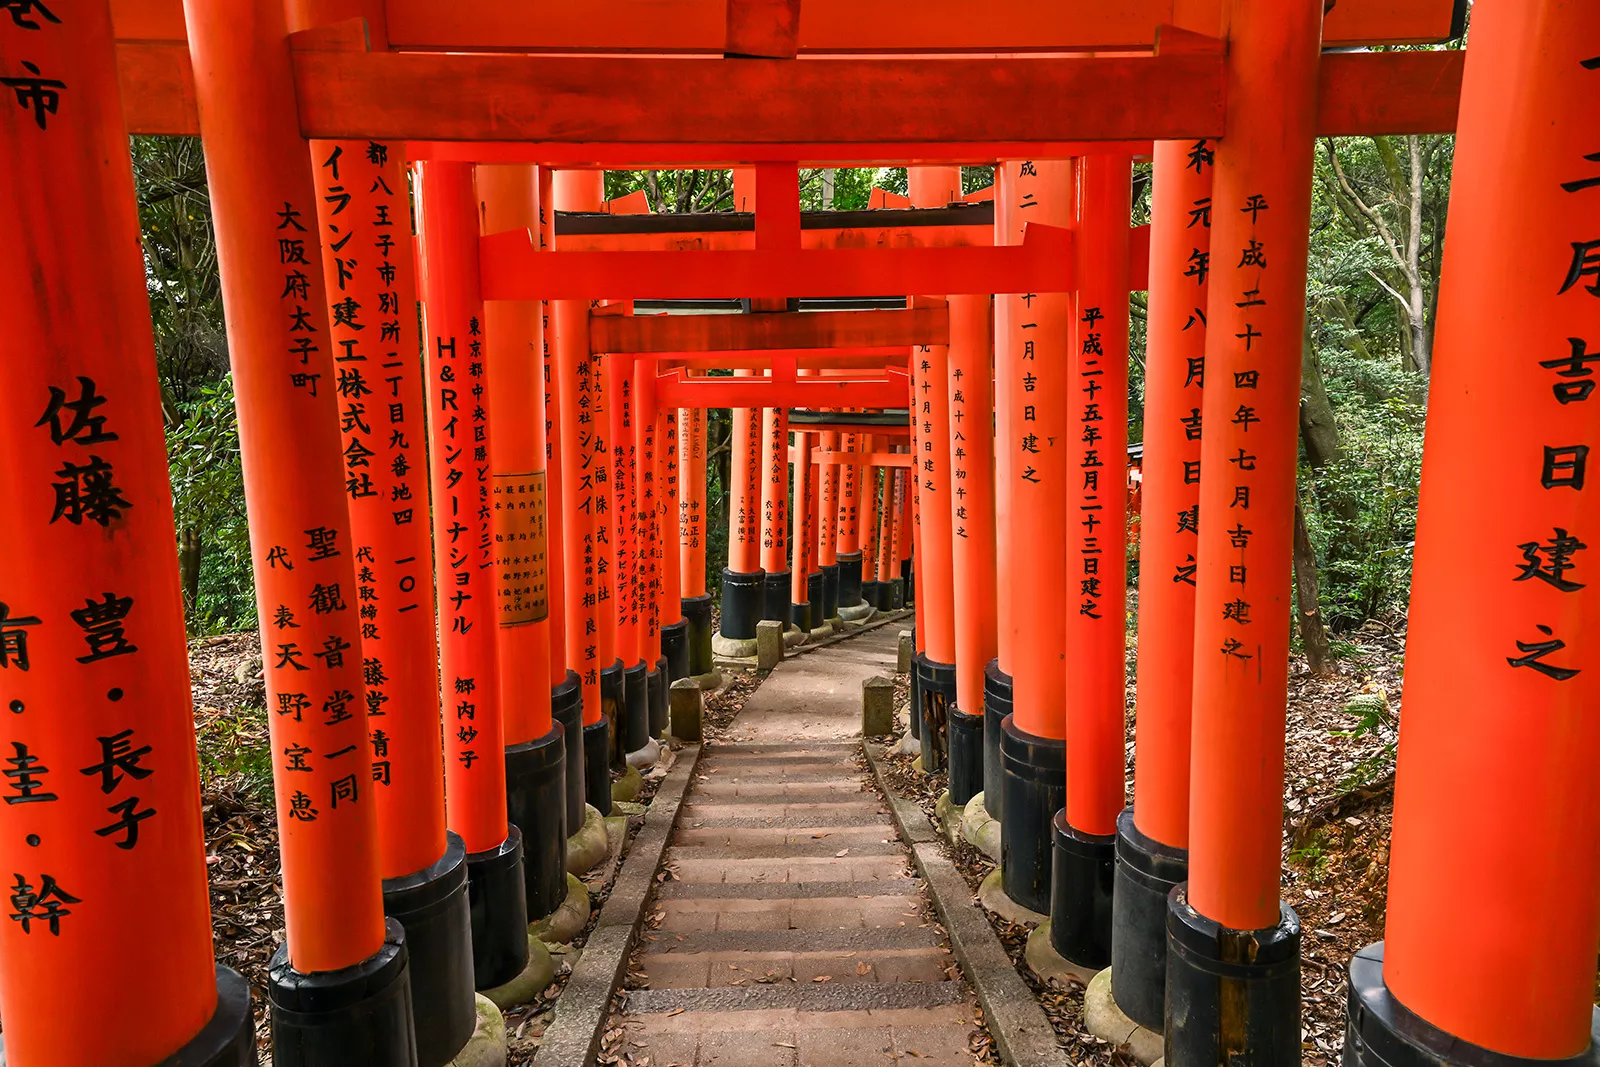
[667,853,911,885]
[656,878,921,900]
[678,812,892,830]
[640,926,944,956]
[689,778,872,800]
[652,893,927,933]
[666,838,902,862]
[618,1006,978,1067]
[639,945,954,989]
[679,800,888,824]
[624,979,969,1015]
[671,825,896,849]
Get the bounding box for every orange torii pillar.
[635,356,670,741]
[909,167,961,774]
[875,464,901,609]
[759,407,793,626]
[817,430,842,620]
[611,347,648,764]
[551,169,612,817]
[790,432,815,631]
[1171,2,1321,1058]
[1348,6,1600,1064]
[835,429,868,612]
[806,447,825,623]
[678,406,715,675]
[718,389,765,651]
[305,119,471,1061]
[414,161,530,992]
[180,0,412,1056]
[657,404,689,683]
[0,8,252,1063]
[478,165,571,931]
[997,160,1074,915]
[898,451,915,607]
[944,296,998,807]
[539,167,586,843]
[1049,152,1134,973]
[1113,138,1213,1031]
[859,456,883,611]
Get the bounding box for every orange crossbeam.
[481,224,1075,300]
[589,307,946,354]
[114,46,1464,151]
[655,368,910,409]
[810,450,913,469]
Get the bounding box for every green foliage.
[167,378,256,633]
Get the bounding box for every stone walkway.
[619,624,987,1066]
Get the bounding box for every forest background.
[137,138,1451,670]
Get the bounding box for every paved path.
[619,624,985,1066]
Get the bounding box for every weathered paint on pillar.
[658,405,683,628]
[760,408,790,574]
[1187,0,1323,932]
[819,431,840,569]
[182,0,386,973]
[636,357,661,657]
[999,160,1074,739]
[0,6,220,1060]
[679,406,708,597]
[1380,4,1600,1056]
[837,430,861,555]
[791,432,813,606]
[415,161,510,855]
[1132,140,1213,851]
[611,350,640,668]
[877,465,899,584]
[552,170,605,721]
[539,167,569,679]
[308,135,448,880]
[1064,154,1133,837]
[994,165,1017,671]
[479,164,553,745]
[947,296,999,717]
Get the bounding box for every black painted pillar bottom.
[648,658,668,738]
[1112,809,1187,1033]
[269,917,416,1067]
[861,579,881,613]
[908,634,921,741]
[1344,943,1600,1067]
[382,834,474,1067]
[506,726,567,922]
[601,659,625,771]
[466,828,530,991]
[583,714,612,817]
[552,671,584,837]
[837,552,864,608]
[660,618,690,682]
[948,705,984,805]
[791,601,812,634]
[982,660,1012,821]
[683,593,714,674]
[821,563,840,620]
[1165,888,1300,1067]
[1050,811,1114,971]
[807,571,824,622]
[901,557,914,607]
[914,653,955,775]
[999,715,1066,916]
[719,569,764,640]
[161,965,256,1067]
[623,661,649,754]
[762,570,792,627]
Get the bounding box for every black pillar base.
[1345,942,1600,1067]
[915,653,956,775]
[908,632,921,741]
[159,965,255,1067]
[506,726,568,922]
[623,661,649,754]
[861,579,881,612]
[466,827,530,991]
[269,917,416,1067]
[982,660,1012,820]
[948,706,984,806]
[762,570,793,626]
[1165,888,1300,1067]
[882,578,904,611]
[682,594,714,674]
[791,602,812,633]
[719,569,764,639]
[649,658,668,737]
[1112,809,1188,1033]
[1000,715,1066,915]
[1050,811,1115,970]
[583,714,612,817]
[901,558,914,607]
[552,671,585,835]
[821,564,840,619]
[382,833,474,1067]
[600,659,625,771]
[838,552,864,607]
[661,619,690,681]
[808,571,824,620]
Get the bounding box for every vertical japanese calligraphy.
[678,405,707,598]
[946,296,999,721]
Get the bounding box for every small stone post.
[669,678,703,743]
[862,676,895,737]
[756,619,786,670]
[897,630,914,674]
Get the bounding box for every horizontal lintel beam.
[589,308,947,355]
[656,369,910,409]
[116,46,1462,151]
[808,449,911,468]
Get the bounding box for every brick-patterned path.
[618,624,989,1066]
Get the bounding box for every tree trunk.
[1299,317,1347,473]
[178,527,203,626]
[1293,497,1336,678]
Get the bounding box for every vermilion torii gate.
[4,2,1599,1067]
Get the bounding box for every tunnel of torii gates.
[0,0,1596,1066]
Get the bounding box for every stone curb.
[531,743,702,1067]
[624,978,969,1015]
[863,742,1066,1067]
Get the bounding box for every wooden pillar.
[790,431,813,627]
[678,407,708,600]
[1361,4,1600,1061]
[759,407,791,624]
[1169,2,1322,1060]
[0,6,249,1061]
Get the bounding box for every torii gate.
[3,3,1598,1067]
